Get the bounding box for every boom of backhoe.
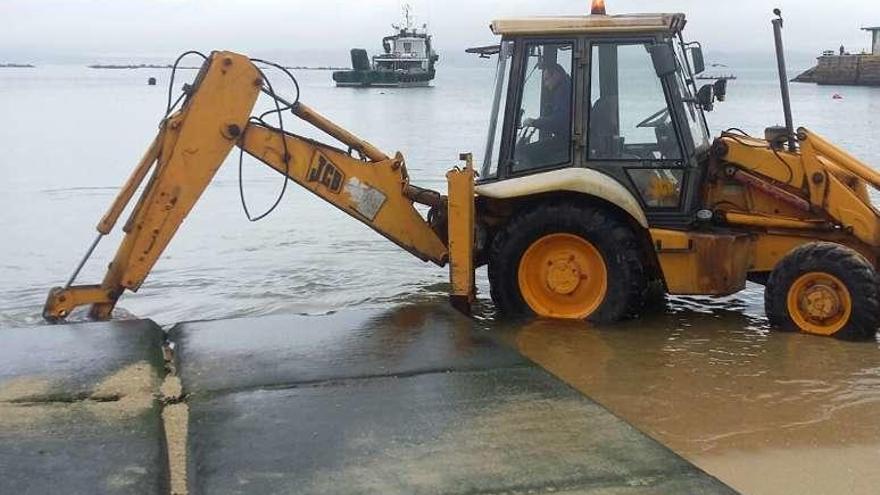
[43,51,475,322]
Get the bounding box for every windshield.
[673,38,711,153]
[481,40,513,179]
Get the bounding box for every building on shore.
[866,26,880,55]
[793,26,880,86]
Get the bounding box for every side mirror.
[690,46,706,75]
[649,44,677,77]
[696,84,715,111]
[713,78,728,102]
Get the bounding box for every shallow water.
[2,61,880,493]
[497,299,880,494]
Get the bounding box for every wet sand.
[161,374,188,495]
[497,295,880,494]
[0,361,159,431]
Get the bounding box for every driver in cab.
[516,62,572,170]
[523,62,571,138]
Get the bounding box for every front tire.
[765,242,879,340]
[488,202,647,324]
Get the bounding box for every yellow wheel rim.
[786,272,852,336]
[518,233,608,319]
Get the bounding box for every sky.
[2,0,879,65]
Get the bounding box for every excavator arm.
[43,51,474,322]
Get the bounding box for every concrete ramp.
[170,304,526,394]
[0,320,168,494]
[0,305,737,494]
[170,304,736,495]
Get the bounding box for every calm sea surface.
[1,60,879,493]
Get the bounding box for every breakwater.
[793,54,880,86]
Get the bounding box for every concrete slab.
[176,306,735,495]
[0,320,166,401]
[0,320,169,494]
[186,367,735,495]
[170,303,528,394]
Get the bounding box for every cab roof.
[490,13,686,36]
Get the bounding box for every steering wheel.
[636,107,670,128]
[517,118,538,144]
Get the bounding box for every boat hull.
[334,80,431,88]
[332,69,435,88]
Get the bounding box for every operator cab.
[476,10,719,226]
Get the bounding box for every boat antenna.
[392,4,414,33]
[404,3,413,31]
[425,0,432,31]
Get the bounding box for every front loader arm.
[43,51,458,322]
[711,129,880,255]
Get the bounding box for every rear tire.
[488,202,647,324]
[765,242,879,340]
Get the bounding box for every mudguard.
[475,168,648,228]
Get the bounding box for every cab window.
[588,43,681,161]
[627,168,685,208]
[510,42,574,173]
[481,41,514,179]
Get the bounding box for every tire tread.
[488,202,647,323]
[765,242,879,340]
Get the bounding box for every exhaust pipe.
[772,8,797,151]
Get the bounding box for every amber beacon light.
[591,0,607,15]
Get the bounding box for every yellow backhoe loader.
[44,5,880,340]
